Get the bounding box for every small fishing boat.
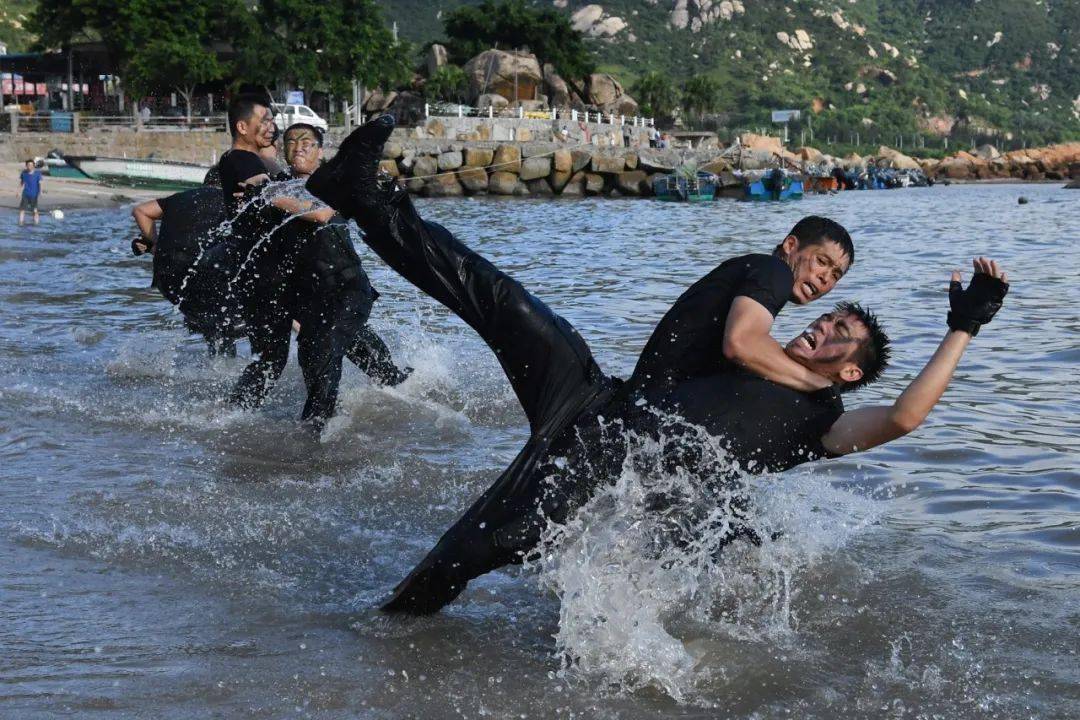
[743,168,804,201]
[45,150,209,189]
[652,171,719,202]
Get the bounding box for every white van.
[272,103,329,132]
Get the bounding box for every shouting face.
[784,310,868,385]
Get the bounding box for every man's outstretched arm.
[822,258,1009,456]
[724,296,832,392]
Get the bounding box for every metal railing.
[4,112,228,133]
[423,102,654,127]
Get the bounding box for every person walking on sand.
[18,160,43,226]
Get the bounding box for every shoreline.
[0,162,171,211]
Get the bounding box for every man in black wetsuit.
[306,117,1009,614]
[130,99,408,424]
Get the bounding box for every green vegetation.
[0,0,36,53]
[441,0,594,91]
[27,0,409,106]
[11,0,1078,148]
[424,64,468,103]
[385,0,1080,148]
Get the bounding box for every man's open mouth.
[801,329,818,350]
[802,281,817,299]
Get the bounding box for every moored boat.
[652,170,719,202]
[743,168,804,201]
[45,150,209,189]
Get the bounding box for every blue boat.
[744,168,804,201]
[653,171,719,202]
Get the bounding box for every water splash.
[531,413,882,703]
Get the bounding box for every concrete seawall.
[4,126,1076,197]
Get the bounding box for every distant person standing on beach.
[18,160,42,226]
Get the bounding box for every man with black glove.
[818,256,1009,456]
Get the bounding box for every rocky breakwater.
[921,142,1080,183]
[376,142,725,199]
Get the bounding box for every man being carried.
[305,117,1007,614]
[129,112,409,423]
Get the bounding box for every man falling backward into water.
[305,116,1009,614]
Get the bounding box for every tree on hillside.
[442,0,594,97]
[235,0,412,99]
[681,75,721,126]
[634,71,681,124]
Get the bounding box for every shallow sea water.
[1,184,1078,718]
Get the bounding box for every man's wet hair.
[776,216,855,266]
[835,300,890,392]
[283,122,324,147]
[228,93,270,139]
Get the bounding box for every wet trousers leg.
[229,314,291,409]
[345,325,409,385]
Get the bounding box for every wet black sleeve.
[734,254,793,317]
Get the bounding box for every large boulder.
[561,171,587,196]
[438,150,464,171]
[464,148,494,167]
[586,73,639,115]
[525,178,555,196]
[553,149,573,174]
[457,166,489,193]
[476,93,509,112]
[411,155,438,178]
[423,174,464,197]
[492,144,522,173]
[488,171,518,195]
[796,146,824,163]
[584,173,605,195]
[549,168,574,193]
[363,88,397,112]
[876,145,920,170]
[616,170,649,195]
[974,144,1001,161]
[938,158,972,180]
[544,64,574,108]
[520,156,552,181]
[426,44,448,77]
[463,50,543,104]
[571,149,593,173]
[591,153,626,174]
[637,148,679,172]
[739,133,783,153]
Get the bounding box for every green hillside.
[381,0,1080,146]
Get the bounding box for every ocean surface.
[1,184,1077,719]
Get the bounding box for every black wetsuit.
[228,209,407,422]
[153,187,244,355]
[150,181,406,422]
[352,192,844,614]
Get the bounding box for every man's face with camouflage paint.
[284,127,323,177]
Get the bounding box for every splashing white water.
[530,414,882,703]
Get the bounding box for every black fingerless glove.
[947,273,1009,336]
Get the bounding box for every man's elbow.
[888,410,923,436]
[722,334,747,364]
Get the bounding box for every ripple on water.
[0,184,1078,717]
